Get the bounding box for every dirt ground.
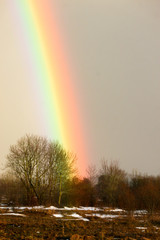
[0,208,160,239]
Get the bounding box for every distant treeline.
[0,134,160,214]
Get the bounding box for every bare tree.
[86,164,97,186]
[97,160,126,206]
[7,134,75,205]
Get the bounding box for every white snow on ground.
[53,212,89,221]
[0,206,125,212]
[64,207,77,210]
[103,207,124,212]
[55,206,102,211]
[16,207,33,210]
[0,205,149,222]
[0,207,12,210]
[136,227,147,232]
[45,206,58,210]
[69,213,82,218]
[79,218,89,221]
[78,207,101,211]
[134,210,148,215]
[102,215,120,219]
[15,206,44,210]
[154,226,159,229]
[15,207,26,210]
[0,213,26,217]
[85,213,120,219]
[110,208,124,212]
[68,213,89,221]
[33,206,44,209]
[53,214,63,218]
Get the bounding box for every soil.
[0,209,160,239]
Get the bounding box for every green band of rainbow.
[12,0,88,176]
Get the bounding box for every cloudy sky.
[1,0,160,175]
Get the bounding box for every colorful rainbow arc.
[12,0,88,176]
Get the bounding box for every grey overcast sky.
[1,0,160,175]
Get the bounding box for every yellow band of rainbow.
[12,0,88,177]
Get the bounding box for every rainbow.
[11,0,88,177]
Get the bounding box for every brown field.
[0,207,160,239]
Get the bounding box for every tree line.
[0,134,160,213]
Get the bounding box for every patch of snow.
[81,218,89,221]
[154,226,159,230]
[14,207,33,210]
[53,214,63,218]
[70,213,82,218]
[101,214,120,219]
[68,213,89,221]
[78,207,101,211]
[61,218,89,221]
[103,207,124,212]
[13,206,45,211]
[64,207,77,210]
[34,206,44,209]
[0,207,12,210]
[45,206,58,210]
[136,226,147,232]
[0,213,26,217]
[136,227,147,229]
[111,208,124,212]
[15,207,26,210]
[134,210,148,215]
[85,213,120,219]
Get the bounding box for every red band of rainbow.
[11,0,88,177]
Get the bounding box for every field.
[0,206,160,239]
